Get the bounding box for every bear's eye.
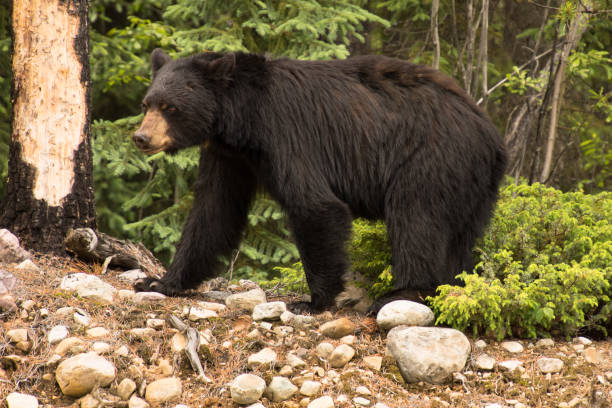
[161,104,177,113]
[141,103,148,113]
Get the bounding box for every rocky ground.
[1,236,611,408]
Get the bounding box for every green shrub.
[431,182,611,339]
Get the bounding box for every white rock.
[48,325,69,344]
[353,396,371,406]
[0,229,31,263]
[230,374,266,405]
[356,386,371,396]
[340,335,356,345]
[6,392,38,408]
[225,288,267,311]
[39,308,49,317]
[73,309,91,326]
[55,352,116,397]
[474,339,487,350]
[188,306,218,321]
[315,342,334,359]
[55,306,75,317]
[60,273,117,303]
[118,269,147,283]
[280,311,315,328]
[197,301,226,312]
[252,301,287,320]
[119,289,135,300]
[497,360,524,372]
[133,292,167,303]
[16,259,39,273]
[145,377,182,404]
[7,328,28,343]
[474,354,496,371]
[501,341,524,353]
[307,396,334,408]
[247,347,277,369]
[61,273,99,291]
[575,336,592,345]
[300,380,322,397]
[376,300,435,330]
[54,337,87,356]
[374,404,391,408]
[536,357,564,374]
[86,327,110,338]
[128,395,149,408]
[386,326,471,384]
[265,376,298,402]
[245,404,266,408]
[328,344,355,368]
[286,353,307,369]
[115,345,130,357]
[92,341,111,354]
[362,356,383,371]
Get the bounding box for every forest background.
[0,0,610,339]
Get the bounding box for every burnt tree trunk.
[0,0,95,253]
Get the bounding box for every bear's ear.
[151,48,172,77]
[208,53,237,79]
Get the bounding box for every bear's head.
[133,49,267,154]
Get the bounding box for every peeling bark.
[1,0,95,253]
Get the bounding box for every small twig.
[101,255,115,275]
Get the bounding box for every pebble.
[328,344,355,368]
[320,317,355,339]
[536,338,555,348]
[353,396,371,406]
[536,357,564,373]
[474,354,496,371]
[118,269,147,282]
[146,318,165,329]
[6,392,39,408]
[362,355,383,371]
[265,376,298,402]
[54,337,87,356]
[197,300,226,312]
[501,341,524,353]
[7,328,28,343]
[356,386,372,395]
[287,353,307,369]
[315,342,334,359]
[307,396,334,408]
[225,288,267,311]
[584,347,603,364]
[133,292,167,303]
[128,395,149,408]
[145,377,182,404]
[230,373,266,405]
[87,327,110,338]
[247,347,277,369]
[376,300,435,330]
[574,336,592,345]
[300,380,322,396]
[188,306,218,321]
[497,360,524,372]
[55,352,116,397]
[252,301,287,320]
[48,325,69,344]
[117,378,137,400]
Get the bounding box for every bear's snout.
[132,132,150,150]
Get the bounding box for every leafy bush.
[431,182,611,339]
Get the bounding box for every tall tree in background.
[0,0,95,253]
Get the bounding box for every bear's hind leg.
[134,148,256,295]
[287,200,353,313]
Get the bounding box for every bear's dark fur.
[133,49,507,313]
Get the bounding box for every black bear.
[133,48,506,313]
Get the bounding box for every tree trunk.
[431,0,440,69]
[479,0,489,108]
[1,0,95,253]
[540,3,590,183]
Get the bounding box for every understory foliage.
[433,183,612,339]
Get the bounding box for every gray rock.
[0,229,31,263]
[286,353,307,369]
[536,338,555,348]
[252,301,287,321]
[133,292,167,303]
[145,377,182,404]
[55,352,116,397]
[265,376,298,402]
[307,396,334,408]
[501,341,524,353]
[201,290,231,302]
[6,392,38,408]
[280,311,315,328]
[536,357,564,373]
[225,288,267,311]
[300,380,322,397]
[376,300,435,330]
[386,326,471,384]
[54,337,87,356]
[328,344,355,368]
[230,373,266,405]
[474,339,487,350]
[474,354,496,371]
[247,347,277,369]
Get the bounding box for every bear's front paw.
[288,301,330,315]
[133,277,180,296]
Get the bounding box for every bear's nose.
[132,133,149,149]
